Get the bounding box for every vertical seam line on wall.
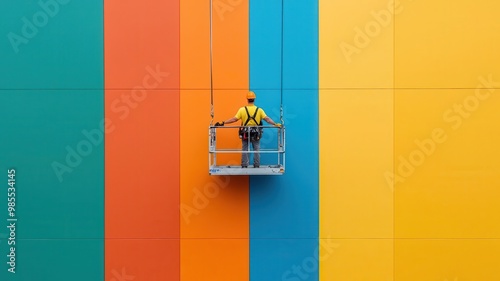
[393,0,396,279]
[178,0,181,278]
[248,1,252,279]
[316,1,321,278]
[102,0,106,279]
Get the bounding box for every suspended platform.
[209,126,285,176]
[209,165,284,176]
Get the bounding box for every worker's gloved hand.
[274,123,282,127]
[214,121,225,126]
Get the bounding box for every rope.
[280,0,284,125]
[209,0,283,125]
[209,0,214,125]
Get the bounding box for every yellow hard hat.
[247,91,256,99]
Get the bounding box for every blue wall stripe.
[250,0,319,280]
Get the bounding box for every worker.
[215,91,281,168]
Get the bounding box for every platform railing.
[208,125,285,175]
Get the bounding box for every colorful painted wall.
[1,0,499,280]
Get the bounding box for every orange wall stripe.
[180,0,249,280]
[105,0,180,280]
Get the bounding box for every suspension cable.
[209,0,214,125]
[280,0,284,125]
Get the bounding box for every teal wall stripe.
[0,0,103,89]
[0,1,104,280]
